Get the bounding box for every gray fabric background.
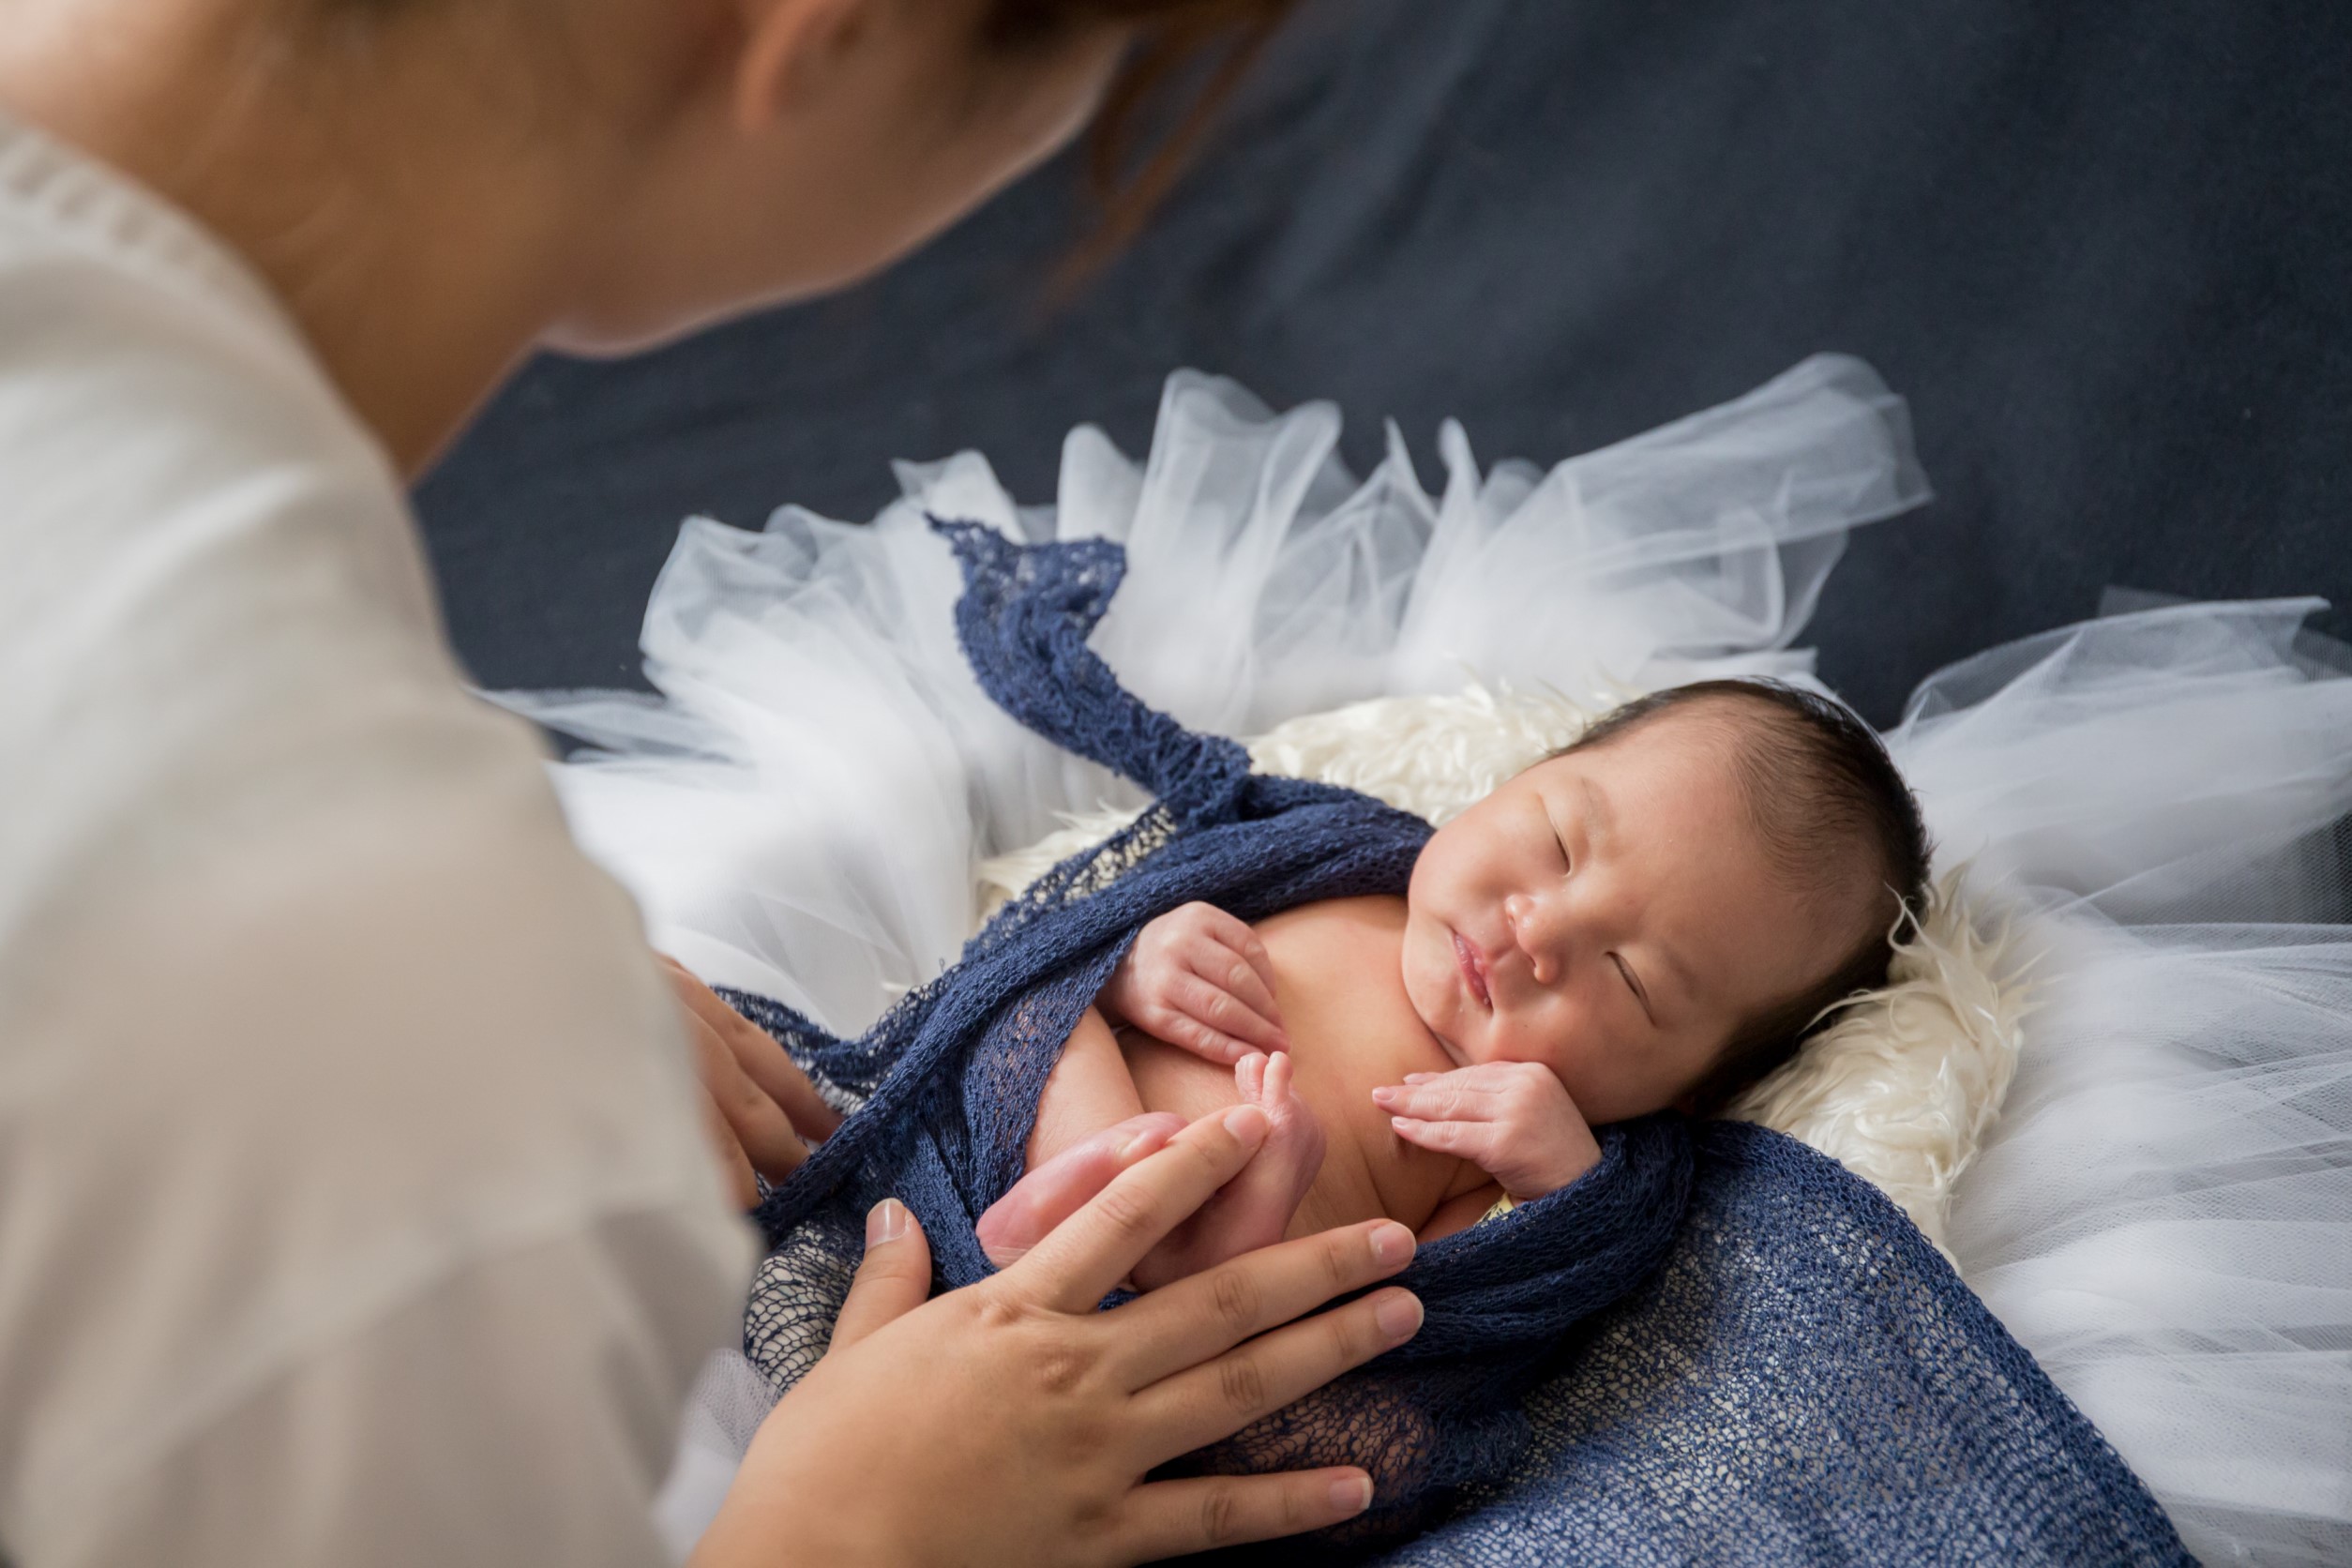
[417,0,2349,727]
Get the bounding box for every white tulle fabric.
[1903,602,2352,1566]
[511,355,1921,1024]
[500,360,2350,1564]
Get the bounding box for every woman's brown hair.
[982,0,1300,276]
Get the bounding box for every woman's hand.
[1099,901,1287,1063]
[977,1111,1191,1268]
[691,1105,1424,1568]
[660,954,843,1207]
[1373,1060,1603,1202]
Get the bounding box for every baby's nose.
[1504,893,1562,985]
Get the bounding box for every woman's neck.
[0,0,686,476]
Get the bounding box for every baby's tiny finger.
[1203,954,1286,1041]
[1372,1081,1494,1122]
[1155,1007,1249,1064]
[1389,1115,1470,1156]
[1170,973,1284,1054]
[1202,930,1285,1025]
[1204,930,1298,1019]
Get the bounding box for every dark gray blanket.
[417,0,2351,728]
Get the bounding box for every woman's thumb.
[828,1199,931,1353]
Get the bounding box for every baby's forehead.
[1534,699,1762,785]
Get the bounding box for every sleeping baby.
[979,677,1934,1289]
[660,523,1939,1536]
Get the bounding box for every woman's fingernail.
[1223,1104,1270,1145]
[1331,1475,1374,1516]
[867,1199,909,1246]
[1374,1289,1424,1342]
[1370,1222,1415,1268]
[1370,1086,1395,1103]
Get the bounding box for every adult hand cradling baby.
[665,963,1425,1561]
[696,1107,1424,1567]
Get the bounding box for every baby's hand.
[1098,901,1287,1063]
[1373,1062,1602,1202]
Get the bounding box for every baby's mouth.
[1452,929,1493,1011]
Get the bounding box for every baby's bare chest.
[1121,897,1477,1235]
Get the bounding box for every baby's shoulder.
[1254,894,1408,960]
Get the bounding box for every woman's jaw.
[0,0,1126,473]
[550,1,1128,354]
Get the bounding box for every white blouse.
[0,112,754,1567]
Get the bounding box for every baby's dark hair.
[1558,680,1934,1115]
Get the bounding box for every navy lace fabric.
[728,520,2191,1562]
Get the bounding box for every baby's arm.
[1025,1006,1148,1170]
[1372,1061,1602,1211]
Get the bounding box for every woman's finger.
[719,1008,842,1141]
[1114,1218,1417,1388]
[975,1113,1186,1267]
[1111,1469,1375,1561]
[660,955,843,1141]
[1008,1104,1271,1313]
[828,1199,933,1353]
[686,1010,811,1183]
[1136,1284,1425,1458]
[699,1085,759,1210]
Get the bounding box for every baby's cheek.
[1506,1013,1608,1102]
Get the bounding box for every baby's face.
[1401,713,1846,1124]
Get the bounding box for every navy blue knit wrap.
[725,520,2190,1563]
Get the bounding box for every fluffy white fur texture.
[976,686,2030,1253]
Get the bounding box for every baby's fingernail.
[1370,1086,1395,1103]
[867,1199,910,1246]
[1223,1104,1270,1145]
[1374,1289,1424,1342]
[1331,1475,1374,1517]
[1369,1222,1415,1268]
